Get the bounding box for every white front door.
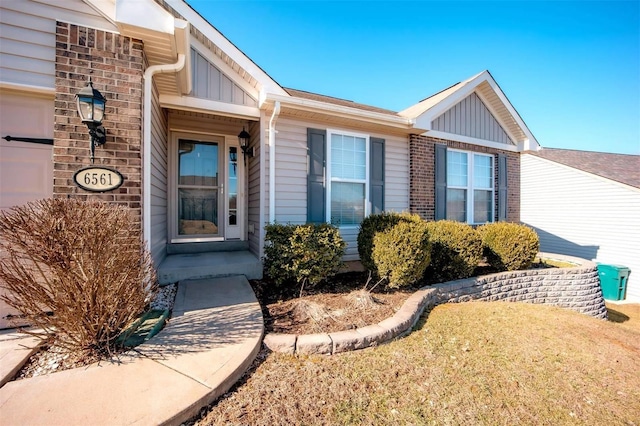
[170,133,244,243]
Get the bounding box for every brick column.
[54,22,144,224]
[409,134,435,220]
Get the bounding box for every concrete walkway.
[0,275,264,426]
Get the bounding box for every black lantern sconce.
[237,127,253,164]
[75,78,106,163]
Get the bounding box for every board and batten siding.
[191,47,258,107]
[0,0,117,89]
[521,154,640,302]
[149,82,168,266]
[270,117,410,260]
[432,93,514,145]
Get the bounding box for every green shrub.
[424,220,483,283]
[264,223,346,294]
[478,222,540,271]
[372,220,431,288]
[357,212,423,275]
[0,198,157,356]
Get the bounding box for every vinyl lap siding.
[521,154,640,302]
[0,0,117,89]
[272,118,409,260]
[150,82,168,266]
[248,119,261,256]
[272,118,308,224]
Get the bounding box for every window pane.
[473,154,493,189]
[178,188,218,235]
[331,182,365,226]
[473,190,492,223]
[446,188,466,222]
[179,140,218,186]
[331,134,366,180]
[447,151,468,187]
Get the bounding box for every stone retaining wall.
[263,253,607,355]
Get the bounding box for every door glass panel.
[177,139,219,236]
[228,147,238,226]
[179,141,218,186]
[178,189,218,235]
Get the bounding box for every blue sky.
[187,0,640,155]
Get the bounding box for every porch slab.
[157,250,262,285]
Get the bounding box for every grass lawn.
[193,302,640,425]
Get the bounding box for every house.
[521,148,640,302]
[0,0,539,295]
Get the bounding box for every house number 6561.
[73,166,124,193]
[84,173,113,186]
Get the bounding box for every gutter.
[142,54,186,250]
[262,93,415,130]
[268,101,281,223]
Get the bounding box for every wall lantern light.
[76,78,107,163]
[237,127,253,164]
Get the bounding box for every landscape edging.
[262,252,607,355]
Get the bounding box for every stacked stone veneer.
[54,22,144,228]
[263,253,607,355]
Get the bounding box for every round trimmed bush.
[424,220,483,283]
[372,220,431,288]
[357,212,423,276]
[264,223,346,290]
[478,222,540,271]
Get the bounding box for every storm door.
[174,137,223,241]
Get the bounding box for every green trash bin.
[596,264,630,301]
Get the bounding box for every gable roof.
[399,70,540,151]
[529,148,640,189]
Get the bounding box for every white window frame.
[326,129,370,228]
[447,149,495,225]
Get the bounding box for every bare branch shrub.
[0,198,157,356]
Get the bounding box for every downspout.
[268,101,281,223]
[142,53,186,251]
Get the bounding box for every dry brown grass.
[192,301,640,425]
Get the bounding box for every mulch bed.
[250,272,419,335]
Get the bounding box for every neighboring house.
[0,0,539,299]
[521,148,640,302]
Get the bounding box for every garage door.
[0,90,53,328]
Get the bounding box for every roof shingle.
[530,148,640,189]
[284,88,400,116]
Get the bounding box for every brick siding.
[409,134,520,222]
[53,22,144,227]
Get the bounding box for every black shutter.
[370,137,385,215]
[434,143,447,220]
[307,128,326,224]
[498,153,507,221]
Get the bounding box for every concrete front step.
[166,240,249,255]
[157,250,263,285]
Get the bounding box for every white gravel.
[15,283,178,380]
[150,283,178,311]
